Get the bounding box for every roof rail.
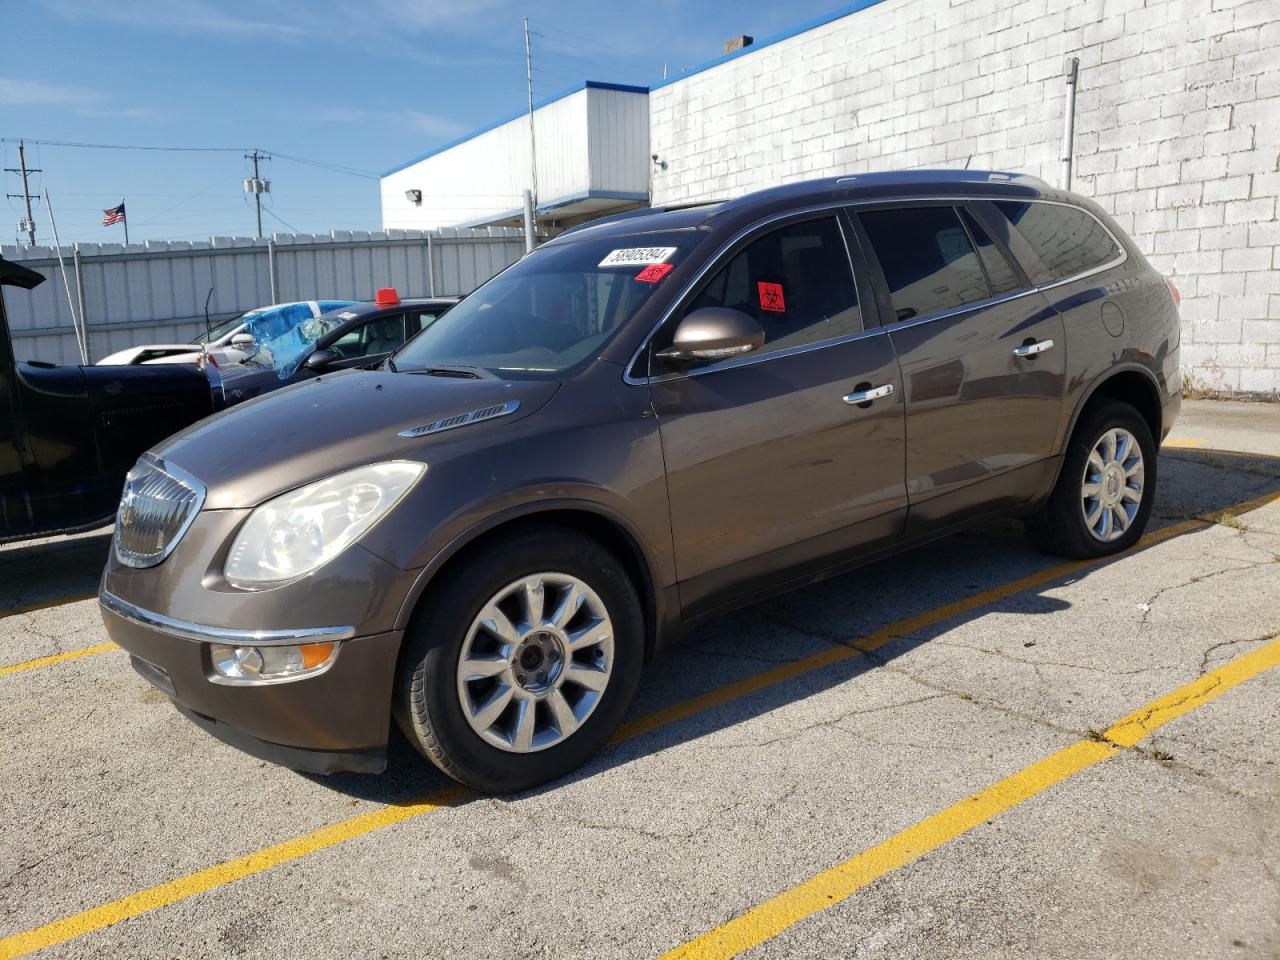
[832,169,1050,187]
[556,199,725,237]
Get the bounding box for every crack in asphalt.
[712,694,952,752]
[929,639,1168,680]
[491,778,804,845]
[1137,557,1272,627]
[1197,633,1276,676]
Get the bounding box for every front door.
[855,203,1066,533]
[648,213,907,617]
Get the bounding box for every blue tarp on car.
[241,301,355,379]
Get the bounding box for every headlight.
[224,461,425,583]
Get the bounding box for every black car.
[219,290,456,405]
[0,256,222,543]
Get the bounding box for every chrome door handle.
[843,384,894,405]
[1013,339,1055,358]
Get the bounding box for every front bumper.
[100,592,402,774]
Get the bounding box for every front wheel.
[394,526,643,793]
[1028,399,1157,559]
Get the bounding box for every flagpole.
[121,196,129,246]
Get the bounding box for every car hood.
[154,368,560,509]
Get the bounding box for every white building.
[382,0,1280,396]
[380,82,650,233]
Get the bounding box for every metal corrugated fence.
[0,227,529,365]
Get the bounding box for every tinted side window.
[860,206,991,322]
[961,209,1021,295]
[330,314,405,359]
[682,216,862,356]
[994,201,1121,283]
[408,311,441,335]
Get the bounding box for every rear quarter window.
[994,201,1122,284]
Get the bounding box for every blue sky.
[1,0,845,246]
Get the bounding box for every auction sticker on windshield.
[598,246,677,267]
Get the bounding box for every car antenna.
[203,287,214,342]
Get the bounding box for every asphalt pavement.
[1,399,1277,960]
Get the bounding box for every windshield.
[190,314,246,345]
[392,230,705,378]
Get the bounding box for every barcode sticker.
[599,246,678,268]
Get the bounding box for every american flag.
[102,202,126,227]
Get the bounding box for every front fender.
[389,494,674,637]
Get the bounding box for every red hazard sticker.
[635,263,674,283]
[758,281,786,312]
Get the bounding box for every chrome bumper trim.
[99,590,356,646]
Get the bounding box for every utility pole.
[243,150,271,239]
[523,16,539,235]
[4,140,40,246]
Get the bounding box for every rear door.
[648,212,907,617]
[854,202,1065,534]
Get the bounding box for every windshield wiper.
[409,365,483,379]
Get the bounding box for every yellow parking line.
[0,642,118,678]
[1162,437,1206,449]
[2,487,1278,957]
[659,633,1280,960]
[0,592,98,622]
[0,787,469,960]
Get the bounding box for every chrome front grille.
[113,455,206,568]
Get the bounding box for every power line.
[0,138,380,179]
[261,206,302,233]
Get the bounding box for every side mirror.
[305,348,338,371]
[228,333,257,350]
[654,307,765,366]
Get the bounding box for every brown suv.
[99,171,1181,792]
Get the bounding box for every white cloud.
[39,0,306,39]
[403,111,467,138]
[0,77,97,106]
[0,76,159,120]
[319,106,467,140]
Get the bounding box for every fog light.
[210,641,337,684]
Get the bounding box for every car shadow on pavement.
[311,446,1279,805]
[0,529,113,613]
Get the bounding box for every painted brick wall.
[649,0,1280,397]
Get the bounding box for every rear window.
[860,206,992,323]
[994,201,1121,284]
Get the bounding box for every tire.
[1028,399,1157,559]
[394,524,644,793]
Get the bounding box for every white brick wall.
[649,0,1280,397]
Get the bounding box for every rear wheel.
[394,526,643,793]
[1029,400,1156,559]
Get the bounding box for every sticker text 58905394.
[599,247,678,268]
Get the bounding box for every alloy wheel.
[455,573,614,753]
[1080,427,1145,542]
